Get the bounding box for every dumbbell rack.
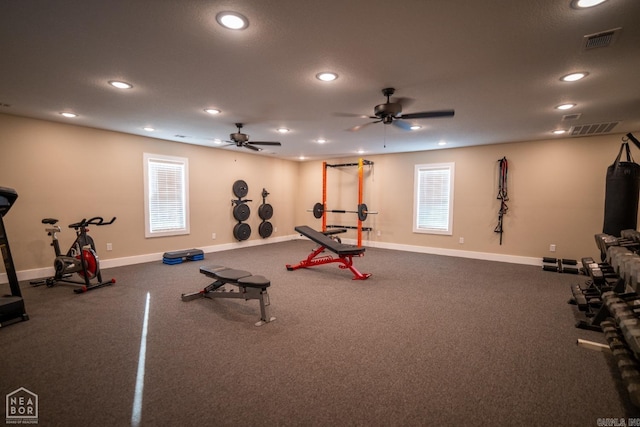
[573,230,640,406]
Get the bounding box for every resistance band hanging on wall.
[494,157,509,245]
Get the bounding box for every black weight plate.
[357,203,368,221]
[259,221,273,238]
[233,203,251,221]
[258,203,273,220]
[313,202,324,219]
[233,223,251,241]
[232,180,249,198]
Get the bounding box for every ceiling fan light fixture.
[204,108,221,115]
[556,103,576,110]
[316,72,338,82]
[216,11,249,30]
[108,80,133,89]
[561,72,588,82]
[571,0,607,8]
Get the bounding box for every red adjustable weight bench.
[286,225,371,280]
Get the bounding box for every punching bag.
[603,141,640,236]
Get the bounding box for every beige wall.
[0,114,300,272]
[296,134,638,262]
[1,112,638,276]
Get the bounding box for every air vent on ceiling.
[570,122,619,136]
[583,27,621,50]
[562,113,582,121]
[174,134,186,138]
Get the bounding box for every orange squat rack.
[321,158,374,247]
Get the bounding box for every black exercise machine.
[0,186,29,327]
[181,265,275,326]
[286,225,371,280]
[31,216,116,293]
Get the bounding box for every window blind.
[144,154,189,237]
[414,163,454,235]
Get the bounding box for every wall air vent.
[583,27,621,50]
[562,113,582,121]
[570,122,619,136]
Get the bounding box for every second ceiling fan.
[226,123,282,151]
[349,87,455,132]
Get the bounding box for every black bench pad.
[237,275,271,289]
[295,225,365,256]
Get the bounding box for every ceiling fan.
[348,88,455,132]
[225,123,282,151]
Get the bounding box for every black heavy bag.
[603,142,640,236]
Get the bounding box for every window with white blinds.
[413,162,454,235]
[143,153,190,238]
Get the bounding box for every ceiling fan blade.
[392,119,413,131]
[248,141,281,146]
[244,144,261,151]
[334,112,367,118]
[400,110,455,120]
[348,120,380,132]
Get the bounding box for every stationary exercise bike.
[31,216,116,293]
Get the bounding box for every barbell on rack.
[308,202,378,221]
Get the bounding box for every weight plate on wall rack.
[232,180,249,198]
[233,203,251,222]
[233,223,251,241]
[259,221,273,238]
[258,203,273,220]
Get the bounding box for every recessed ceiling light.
[299,156,306,160]
[410,125,422,130]
[109,80,133,89]
[438,141,447,146]
[571,0,607,8]
[277,127,290,133]
[316,138,327,143]
[552,129,567,135]
[216,11,249,30]
[357,149,365,154]
[204,108,221,115]
[212,139,223,144]
[316,72,338,82]
[60,112,77,118]
[556,103,576,110]
[143,127,155,132]
[561,72,588,82]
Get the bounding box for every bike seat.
[42,218,59,225]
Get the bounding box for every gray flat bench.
[181,265,275,326]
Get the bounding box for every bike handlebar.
[68,216,117,229]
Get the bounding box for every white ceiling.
[1,0,639,161]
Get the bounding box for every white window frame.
[413,162,455,235]
[143,153,190,238]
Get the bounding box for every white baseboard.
[2,233,542,284]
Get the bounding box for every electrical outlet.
[106,243,113,251]
[212,233,216,240]
[376,230,381,237]
[550,244,556,252]
[459,237,464,244]
[274,227,278,233]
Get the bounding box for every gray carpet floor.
[1,239,637,426]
